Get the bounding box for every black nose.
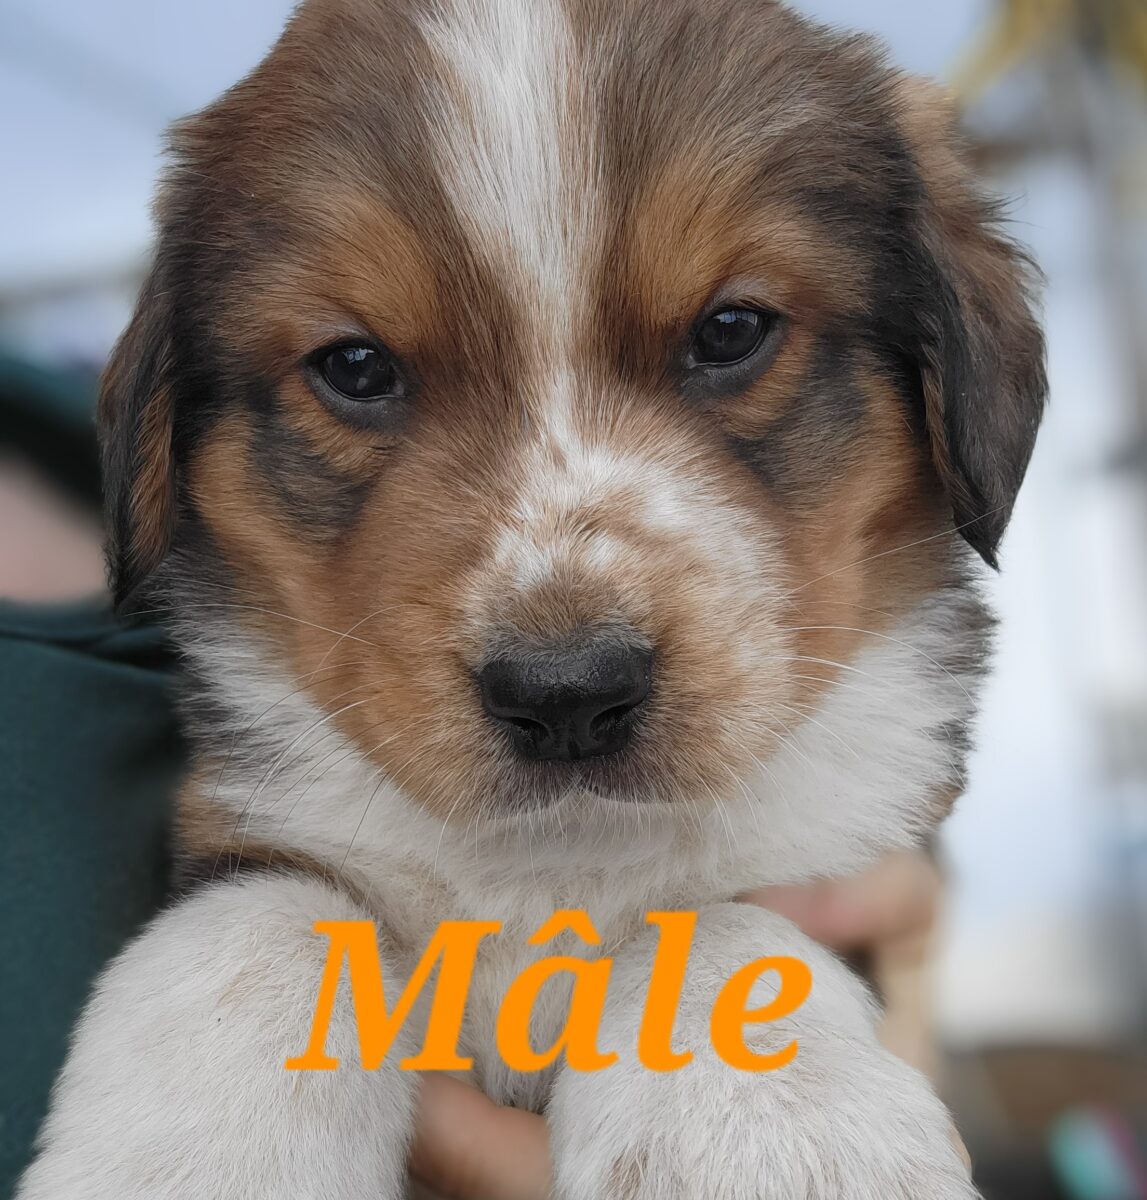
[477,636,653,762]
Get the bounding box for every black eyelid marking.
[300,327,377,362]
[303,337,416,430]
[690,307,770,367]
[309,341,398,390]
[684,302,784,362]
[679,305,787,403]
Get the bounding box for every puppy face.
[101,0,1045,825]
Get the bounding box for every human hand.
[740,847,942,954]
[410,1073,551,1200]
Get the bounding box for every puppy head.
[101,0,1045,826]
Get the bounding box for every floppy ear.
[896,76,1047,567]
[99,266,177,607]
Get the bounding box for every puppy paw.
[549,903,978,1200]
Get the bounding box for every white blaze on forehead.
[421,2,767,597]
[420,0,595,311]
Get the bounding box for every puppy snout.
[477,634,653,762]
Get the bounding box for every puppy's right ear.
[99,267,177,608]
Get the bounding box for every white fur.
[18,591,979,1199]
[420,0,595,310]
[19,883,976,1199]
[487,410,774,599]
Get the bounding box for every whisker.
[218,695,375,879]
[769,700,863,761]
[779,625,974,702]
[781,506,1008,598]
[339,774,385,878]
[316,605,405,669]
[128,601,384,649]
[433,792,468,881]
[206,660,372,806]
[273,742,365,845]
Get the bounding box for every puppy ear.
[99,267,177,607]
[896,76,1047,567]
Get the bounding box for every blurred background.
[2,1,1146,1197]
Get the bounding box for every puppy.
[19,0,1045,1196]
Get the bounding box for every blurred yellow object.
[954,0,1147,99]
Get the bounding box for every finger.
[952,1126,973,1173]
[742,850,942,951]
[410,1074,552,1200]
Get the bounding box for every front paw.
[548,904,977,1200]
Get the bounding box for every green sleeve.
[0,599,185,1196]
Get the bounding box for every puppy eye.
[314,343,402,401]
[691,307,772,367]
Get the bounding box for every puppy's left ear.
[896,76,1047,567]
[99,265,177,608]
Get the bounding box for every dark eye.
[691,307,772,366]
[315,344,401,401]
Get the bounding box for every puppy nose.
[477,637,653,762]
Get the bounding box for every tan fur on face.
[226,191,440,371]
[628,176,869,337]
